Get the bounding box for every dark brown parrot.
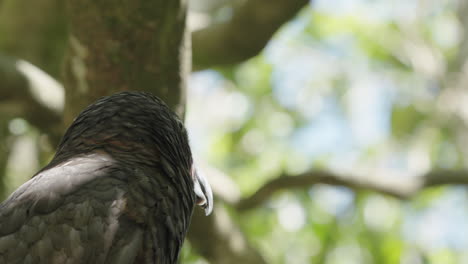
[0,92,213,264]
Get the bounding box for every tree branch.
[0,55,63,141]
[235,169,468,211]
[188,206,267,264]
[187,164,266,263]
[192,0,310,70]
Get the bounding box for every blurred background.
[2,0,468,263]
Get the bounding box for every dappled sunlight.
[310,185,354,217]
[326,243,369,264]
[184,0,468,262]
[276,197,306,231]
[4,119,39,195]
[363,195,399,232]
[15,59,64,113]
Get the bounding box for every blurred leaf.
[391,105,426,139]
[410,186,448,210]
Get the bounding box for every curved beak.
[193,169,213,215]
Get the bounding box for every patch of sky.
[290,97,353,156]
[314,0,419,23]
[403,187,468,250]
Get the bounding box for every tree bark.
[0,0,67,78]
[192,0,309,70]
[64,0,189,125]
[64,1,268,263]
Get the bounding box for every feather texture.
[0,92,198,264]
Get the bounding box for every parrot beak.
[193,169,213,216]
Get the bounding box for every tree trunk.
[64,0,189,124]
[64,2,267,263]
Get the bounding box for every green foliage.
[391,104,426,139]
[186,1,466,263]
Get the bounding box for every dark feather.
[0,92,196,264]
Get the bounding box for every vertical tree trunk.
[64,0,189,124]
[64,2,267,263]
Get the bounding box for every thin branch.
[192,0,310,70]
[235,169,468,211]
[422,170,468,187]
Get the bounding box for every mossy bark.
[64,0,189,124]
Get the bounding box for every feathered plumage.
[0,92,212,264]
